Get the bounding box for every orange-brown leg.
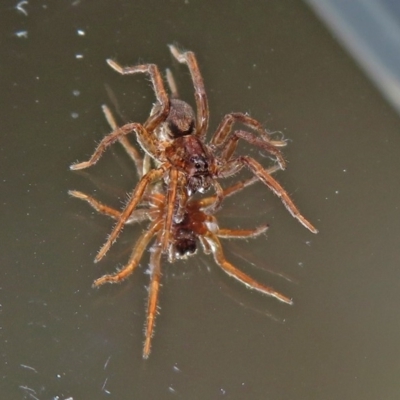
[168,44,209,139]
[221,156,318,234]
[195,165,281,209]
[93,219,162,287]
[143,237,163,359]
[106,59,170,132]
[161,168,179,253]
[69,189,152,224]
[205,232,293,305]
[70,122,156,171]
[95,167,166,262]
[211,112,286,148]
[203,180,224,215]
[165,68,179,99]
[102,104,144,178]
[210,113,286,169]
[217,224,269,239]
[68,190,121,219]
[221,129,286,170]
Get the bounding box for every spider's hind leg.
[205,232,293,305]
[143,237,163,359]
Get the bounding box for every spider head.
[165,99,196,138]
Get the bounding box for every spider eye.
[190,156,208,171]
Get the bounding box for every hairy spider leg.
[168,44,209,140]
[95,167,166,262]
[165,68,179,99]
[68,190,121,219]
[106,59,170,133]
[94,219,162,287]
[68,190,155,224]
[143,236,163,359]
[102,104,144,177]
[220,155,318,234]
[210,112,287,169]
[217,224,269,238]
[203,179,225,215]
[204,232,293,305]
[162,168,179,252]
[70,122,157,171]
[196,165,281,209]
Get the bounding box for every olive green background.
[2,1,400,399]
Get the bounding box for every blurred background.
[2,1,400,399]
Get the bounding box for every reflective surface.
[2,1,400,399]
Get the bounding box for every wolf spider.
[70,107,292,358]
[70,45,317,265]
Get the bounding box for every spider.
[70,45,317,265]
[70,106,292,358]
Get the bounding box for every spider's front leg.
[143,235,163,359]
[220,156,318,234]
[210,112,287,169]
[106,59,170,132]
[102,104,144,178]
[70,122,157,171]
[168,44,209,139]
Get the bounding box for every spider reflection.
[69,168,291,359]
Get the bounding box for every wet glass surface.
[2,1,400,399]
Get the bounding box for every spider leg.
[165,68,179,99]
[70,122,156,171]
[102,104,144,178]
[217,224,269,239]
[168,44,209,139]
[93,219,162,287]
[199,236,212,255]
[203,180,224,215]
[69,189,152,224]
[95,167,166,263]
[204,232,293,305]
[210,112,286,169]
[195,165,281,209]
[221,156,318,234]
[68,190,121,219]
[143,236,163,359]
[106,59,170,132]
[162,168,179,252]
[221,130,286,170]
